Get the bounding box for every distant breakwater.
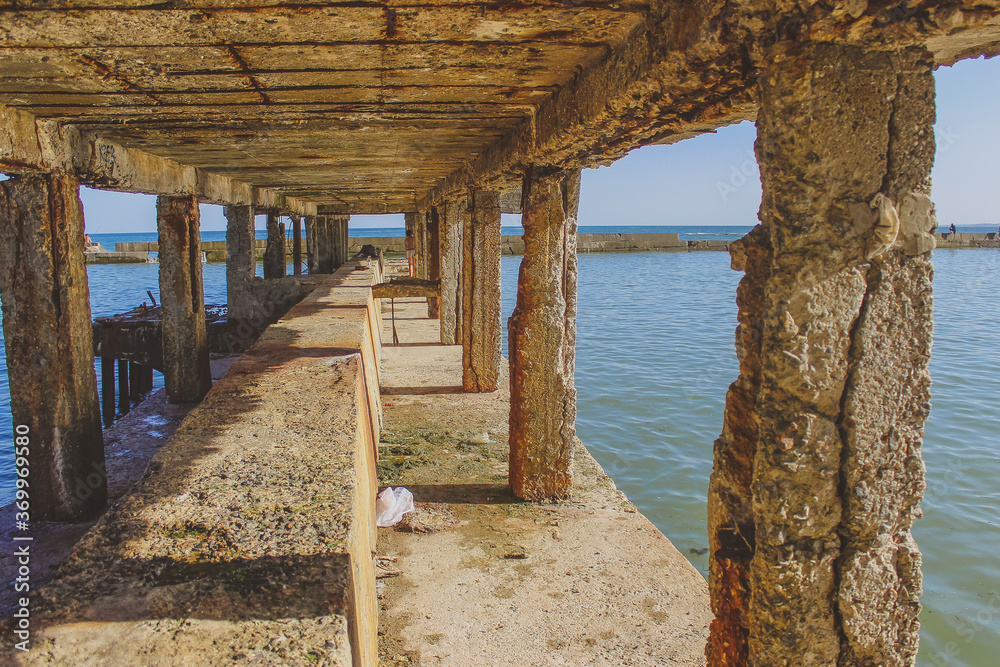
[359,233,730,256]
[102,231,998,264]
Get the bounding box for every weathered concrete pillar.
[0,173,106,521]
[438,199,465,344]
[263,211,285,279]
[314,215,331,274]
[427,209,441,319]
[225,204,256,323]
[414,210,429,280]
[157,195,212,404]
[305,215,317,274]
[462,189,502,392]
[508,167,580,501]
[330,214,349,269]
[339,214,350,266]
[101,357,116,428]
[707,43,936,667]
[292,215,302,275]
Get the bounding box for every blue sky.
[75,55,998,233]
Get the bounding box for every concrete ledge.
[7,268,384,666]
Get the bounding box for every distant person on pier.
[949,223,957,235]
[405,230,416,277]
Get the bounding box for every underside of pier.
[3,1,1000,665]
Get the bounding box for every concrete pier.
[3,3,1000,665]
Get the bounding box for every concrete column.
[225,204,256,323]
[263,211,285,279]
[329,214,349,269]
[414,211,428,280]
[508,167,580,501]
[305,215,317,274]
[427,208,441,319]
[338,214,350,266]
[292,215,302,275]
[314,215,330,274]
[707,43,936,667]
[462,189,502,392]
[438,199,465,344]
[157,195,212,404]
[0,173,106,521]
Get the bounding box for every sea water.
[0,236,996,664]
[501,248,1000,667]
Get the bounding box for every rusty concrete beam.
[0,104,317,216]
[421,2,1000,208]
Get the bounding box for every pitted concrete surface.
[376,294,711,666]
[2,270,384,666]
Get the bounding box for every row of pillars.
[411,43,936,666]
[408,167,578,502]
[305,213,350,274]
[0,41,935,665]
[0,188,314,521]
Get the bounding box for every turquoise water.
[503,249,1000,667]
[0,239,997,663]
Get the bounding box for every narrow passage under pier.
[375,292,711,665]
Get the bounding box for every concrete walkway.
[375,293,711,666]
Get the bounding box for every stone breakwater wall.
[114,232,998,263]
[935,232,1000,248]
[353,233,730,255]
[118,234,731,261]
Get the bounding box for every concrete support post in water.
[0,173,106,521]
[225,204,256,323]
[439,199,465,344]
[292,215,302,275]
[304,215,317,274]
[101,358,116,427]
[117,359,130,416]
[157,195,212,404]
[427,209,441,319]
[462,189,502,392]
[129,362,152,399]
[263,211,285,279]
[706,43,936,667]
[508,167,580,501]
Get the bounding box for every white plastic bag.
[376,486,415,527]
